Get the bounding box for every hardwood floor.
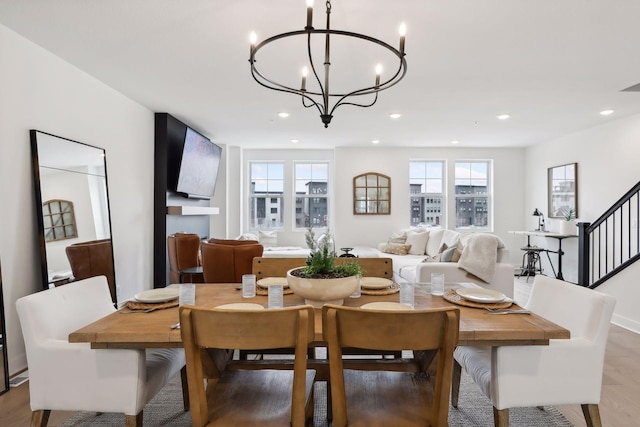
[1,279,638,426]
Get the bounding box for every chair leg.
[30,410,51,427]
[493,407,509,427]
[180,366,190,411]
[581,403,603,427]
[125,412,143,427]
[451,360,462,408]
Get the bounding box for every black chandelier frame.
[249,1,407,128]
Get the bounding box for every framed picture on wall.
[548,163,578,218]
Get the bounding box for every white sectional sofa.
[359,227,514,298]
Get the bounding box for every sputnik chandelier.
[249,0,407,128]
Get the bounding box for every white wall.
[334,147,527,262]
[0,24,155,374]
[526,113,640,332]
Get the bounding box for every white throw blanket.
[457,234,500,283]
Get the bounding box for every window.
[43,199,77,242]
[455,160,491,228]
[249,162,284,230]
[295,162,329,228]
[409,161,444,226]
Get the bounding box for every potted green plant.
[559,207,577,235]
[287,229,363,307]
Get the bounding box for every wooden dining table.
[69,283,569,349]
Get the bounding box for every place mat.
[123,300,179,312]
[443,290,513,309]
[361,283,400,295]
[256,286,294,296]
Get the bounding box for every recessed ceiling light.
[389,113,402,119]
[290,139,299,143]
[600,109,614,116]
[278,112,290,118]
[450,140,460,145]
[497,114,510,120]
[371,140,380,144]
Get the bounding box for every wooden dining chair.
[179,304,316,427]
[323,304,460,427]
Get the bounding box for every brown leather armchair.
[201,240,264,283]
[167,233,202,284]
[65,239,116,302]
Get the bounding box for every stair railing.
[578,181,640,288]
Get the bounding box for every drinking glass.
[350,277,362,298]
[431,273,445,296]
[179,283,196,306]
[268,285,284,308]
[399,282,414,308]
[242,274,256,298]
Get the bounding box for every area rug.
[60,372,573,426]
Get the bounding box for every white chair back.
[525,274,615,342]
[17,275,115,342]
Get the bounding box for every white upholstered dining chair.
[16,275,187,427]
[451,274,615,427]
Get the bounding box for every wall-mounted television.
[167,126,222,199]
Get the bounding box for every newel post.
[577,222,591,287]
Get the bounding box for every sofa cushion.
[405,230,430,255]
[425,228,445,257]
[382,243,412,255]
[258,230,278,247]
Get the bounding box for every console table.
[509,231,578,280]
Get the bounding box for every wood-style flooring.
[1,279,638,426]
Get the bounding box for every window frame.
[293,161,330,230]
[408,160,446,227]
[248,161,285,231]
[454,159,492,230]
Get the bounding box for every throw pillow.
[452,242,464,262]
[236,233,259,241]
[405,230,430,255]
[258,230,278,248]
[440,244,458,262]
[382,243,412,255]
[425,228,445,257]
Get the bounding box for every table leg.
[556,239,565,280]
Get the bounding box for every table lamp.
[533,208,545,231]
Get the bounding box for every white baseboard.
[612,313,640,334]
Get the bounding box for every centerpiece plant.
[292,226,363,279]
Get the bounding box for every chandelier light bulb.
[301,66,309,91]
[249,32,257,45]
[306,0,314,7]
[375,64,382,87]
[399,22,407,37]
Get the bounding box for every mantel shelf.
[166,206,220,216]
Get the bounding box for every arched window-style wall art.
[43,199,77,242]
[353,172,391,215]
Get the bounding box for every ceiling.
[2,0,640,149]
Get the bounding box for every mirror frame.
[0,261,9,395]
[353,172,391,215]
[547,162,578,218]
[30,130,115,299]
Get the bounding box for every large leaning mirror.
[30,130,116,302]
[548,162,578,218]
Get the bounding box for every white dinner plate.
[215,303,265,310]
[360,277,394,289]
[360,302,413,311]
[134,288,180,303]
[455,288,506,303]
[257,277,289,288]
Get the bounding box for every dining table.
[69,282,569,349]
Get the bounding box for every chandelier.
[249,0,407,128]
